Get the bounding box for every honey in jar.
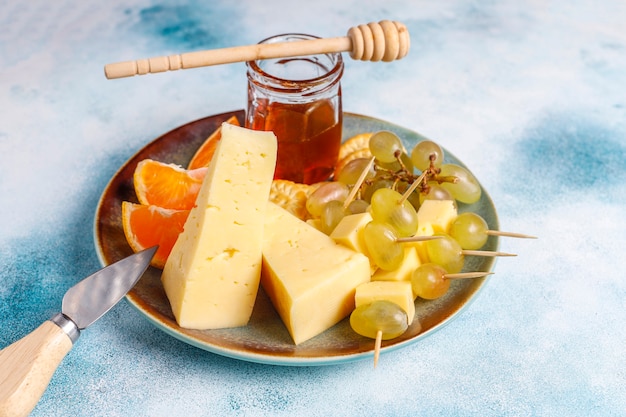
[246,34,344,184]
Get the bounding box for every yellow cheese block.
[330,212,372,257]
[161,123,277,329]
[371,246,420,282]
[416,199,457,236]
[261,203,371,344]
[412,199,458,263]
[330,212,378,275]
[354,281,415,325]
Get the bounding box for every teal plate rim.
[94,110,499,366]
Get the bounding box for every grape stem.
[433,175,458,185]
[358,142,466,202]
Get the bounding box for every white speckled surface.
[1,1,625,416]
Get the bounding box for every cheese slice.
[161,123,277,329]
[261,203,371,344]
[354,281,415,325]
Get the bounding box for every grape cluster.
[308,130,482,231]
[306,130,491,342]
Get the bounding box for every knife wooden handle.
[0,321,73,417]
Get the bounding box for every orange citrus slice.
[121,202,190,269]
[337,132,372,162]
[187,115,240,169]
[133,159,207,210]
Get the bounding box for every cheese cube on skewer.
[354,281,415,325]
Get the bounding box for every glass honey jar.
[246,33,344,184]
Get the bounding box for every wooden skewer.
[444,271,494,279]
[395,236,516,256]
[104,20,410,79]
[396,235,443,243]
[343,156,376,210]
[486,230,537,239]
[462,250,516,257]
[373,330,383,368]
[398,171,427,205]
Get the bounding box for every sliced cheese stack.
[261,203,371,344]
[161,123,277,329]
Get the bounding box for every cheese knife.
[0,246,157,417]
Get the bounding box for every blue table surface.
[1,1,625,416]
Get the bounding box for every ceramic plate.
[94,110,499,366]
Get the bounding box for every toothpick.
[486,230,537,239]
[397,171,427,205]
[461,250,516,257]
[373,330,382,368]
[396,235,443,243]
[444,271,494,280]
[343,156,376,210]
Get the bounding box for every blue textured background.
[1,1,625,416]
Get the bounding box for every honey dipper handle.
[104,20,410,79]
[105,36,351,79]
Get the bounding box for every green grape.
[363,221,405,271]
[448,212,489,250]
[306,182,349,217]
[336,158,375,185]
[370,188,418,237]
[411,263,450,300]
[347,199,370,214]
[361,178,394,203]
[369,131,403,163]
[425,234,464,273]
[350,300,408,340]
[418,183,455,204]
[411,140,444,171]
[438,164,481,204]
[320,200,346,235]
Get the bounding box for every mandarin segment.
[134,159,206,210]
[121,202,190,269]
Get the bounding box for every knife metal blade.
[62,246,157,332]
[0,246,157,417]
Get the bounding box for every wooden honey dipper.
[104,20,410,79]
